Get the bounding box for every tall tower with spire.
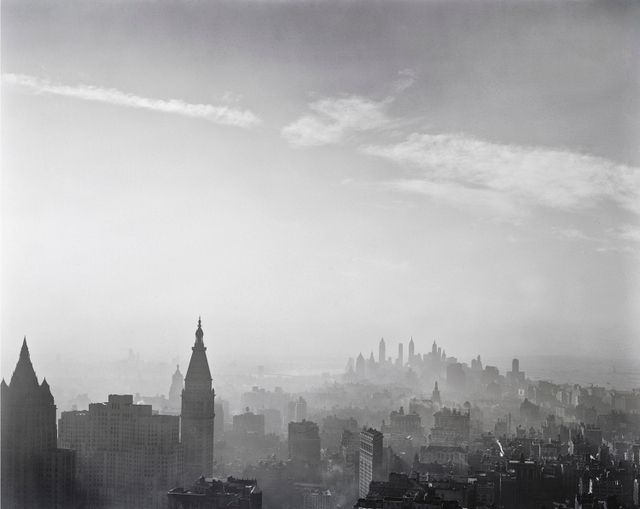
[181,318,216,482]
[168,364,184,412]
[432,381,442,407]
[378,337,386,365]
[408,337,415,364]
[1,338,76,508]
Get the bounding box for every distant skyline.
[2,0,639,374]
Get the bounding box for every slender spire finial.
[195,316,204,344]
[20,337,29,358]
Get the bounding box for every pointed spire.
[40,378,54,403]
[185,318,212,388]
[10,337,39,389]
[20,336,29,358]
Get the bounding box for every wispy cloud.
[3,73,262,128]
[384,179,520,217]
[282,95,390,147]
[361,133,640,217]
[281,70,416,147]
[551,227,602,243]
[610,225,640,243]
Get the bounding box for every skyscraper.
[1,338,76,508]
[378,337,386,365]
[397,342,404,367]
[58,395,182,508]
[359,428,383,498]
[168,365,184,412]
[181,318,216,482]
[408,337,415,364]
[288,420,321,480]
[432,381,442,407]
[355,353,366,379]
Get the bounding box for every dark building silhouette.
[1,338,76,509]
[182,318,216,482]
[288,420,321,480]
[378,337,386,364]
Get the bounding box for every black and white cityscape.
[2,0,639,508]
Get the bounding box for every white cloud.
[281,69,417,147]
[3,73,262,128]
[361,133,640,217]
[282,95,390,147]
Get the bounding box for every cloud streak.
[361,133,640,217]
[3,73,262,128]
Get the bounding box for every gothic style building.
[1,338,76,508]
[181,318,216,482]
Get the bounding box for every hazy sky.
[2,0,639,374]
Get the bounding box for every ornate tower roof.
[185,318,212,388]
[40,378,54,404]
[9,337,39,390]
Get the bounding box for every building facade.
[58,394,181,508]
[359,428,384,498]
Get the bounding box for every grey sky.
[2,0,639,373]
